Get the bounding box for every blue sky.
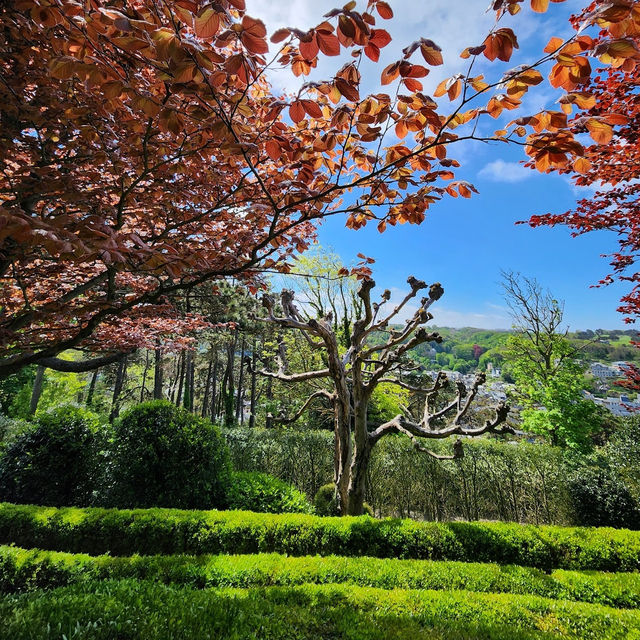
[251,0,630,330]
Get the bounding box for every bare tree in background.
[253,276,511,516]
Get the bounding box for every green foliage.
[103,400,232,510]
[227,472,313,514]
[313,483,338,516]
[1,579,639,640]
[0,405,102,507]
[567,463,640,530]
[0,367,35,417]
[2,546,640,610]
[368,382,408,427]
[2,503,640,571]
[508,335,601,450]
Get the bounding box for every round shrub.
[313,483,374,517]
[314,483,339,516]
[568,465,640,529]
[0,404,102,506]
[227,471,313,514]
[103,401,232,510]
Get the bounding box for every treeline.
[224,425,640,528]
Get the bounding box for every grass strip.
[2,579,640,639]
[2,503,640,571]
[1,546,639,609]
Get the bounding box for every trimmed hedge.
[2,503,640,570]
[2,546,640,609]
[2,579,640,639]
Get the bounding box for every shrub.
[227,472,313,514]
[568,465,640,530]
[2,546,640,609]
[313,483,338,516]
[0,405,102,506]
[1,503,640,571]
[103,401,232,510]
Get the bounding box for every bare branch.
[271,389,334,425]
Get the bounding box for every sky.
[247,0,631,331]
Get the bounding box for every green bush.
[102,401,232,509]
[2,546,640,609]
[1,503,640,571]
[227,472,313,514]
[0,405,102,507]
[568,464,640,530]
[1,579,639,639]
[313,483,338,516]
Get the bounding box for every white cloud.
[385,287,510,329]
[247,0,496,94]
[478,159,532,183]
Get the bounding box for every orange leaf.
[271,28,290,43]
[370,29,392,48]
[381,62,400,85]
[544,37,564,54]
[586,119,613,144]
[420,40,443,66]
[403,78,423,92]
[194,8,220,39]
[573,157,591,173]
[289,101,305,123]
[265,140,281,161]
[531,0,549,13]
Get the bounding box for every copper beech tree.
[1,0,637,379]
[253,278,511,516]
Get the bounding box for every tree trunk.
[236,334,246,422]
[140,350,150,403]
[29,365,45,415]
[210,353,219,421]
[201,352,214,417]
[222,332,237,427]
[109,355,127,422]
[86,369,98,406]
[345,400,370,516]
[249,338,257,429]
[153,345,163,400]
[175,352,186,407]
[183,351,194,411]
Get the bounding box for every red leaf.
[335,78,360,101]
[364,43,380,62]
[301,99,323,118]
[376,1,393,19]
[289,101,305,123]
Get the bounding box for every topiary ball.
[103,400,232,510]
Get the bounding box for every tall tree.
[253,277,510,515]
[501,271,600,449]
[1,0,633,378]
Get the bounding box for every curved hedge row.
[1,503,640,571]
[2,580,640,639]
[2,546,640,609]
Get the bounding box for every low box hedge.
[1,503,640,571]
[2,579,640,639]
[1,546,640,609]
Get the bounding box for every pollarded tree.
[1,0,635,378]
[253,277,511,515]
